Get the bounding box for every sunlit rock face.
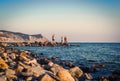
[0,30,48,42]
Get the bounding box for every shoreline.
[0,44,119,81]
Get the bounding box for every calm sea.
[13,43,120,77]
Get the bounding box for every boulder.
[84,73,93,80]
[5,69,17,81]
[16,65,24,73]
[57,69,75,81]
[40,74,55,81]
[0,57,9,70]
[2,53,8,58]
[0,76,6,81]
[10,53,16,60]
[69,67,83,78]
[50,64,64,75]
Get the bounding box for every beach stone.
[91,64,105,69]
[84,73,93,80]
[0,46,5,53]
[40,74,55,81]
[57,69,75,81]
[50,64,64,75]
[16,64,24,73]
[0,76,6,81]
[26,76,33,81]
[25,58,37,65]
[5,69,17,81]
[69,66,83,78]
[48,61,54,67]
[0,57,9,70]
[2,53,8,58]
[30,65,45,77]
[10,53,16,60]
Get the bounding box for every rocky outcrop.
[0,30,48,42]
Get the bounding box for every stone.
[0,46,5,53]
[0,76,6,81]
[91,64,105,69]
[69,67,83,78]
[2,53,8,58]
[0,57,9,70]
[16,65,24,73]
[57,69,75,81]
[48,61,54,67]
[26,76,33,81]
[84,73,93,80]
[50,64,64,75]
[10,53,16,60]
[5,69,17,81]
[40,74,55,81]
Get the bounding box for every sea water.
[13,43,120,77]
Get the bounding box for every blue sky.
[0,0,120,42]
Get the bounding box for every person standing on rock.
[64,36,67,44]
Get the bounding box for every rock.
[16,65,24,73]
[48,61,54,67]
[0,46,5,53]
[69,67,83,78]
[25,58,37,65]
[5,69,17,81]
[0,57,9,70]
[26,77,33,81]
[50,64,64,75]
[40,74,55,81]
[57,69,75,81]
[10,53,16,60]
[2,53,8,58]
[84,73,93,80]
[91,64,105,69]
[30,65,45,77]
[0,76,6,81]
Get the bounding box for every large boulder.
[0,57,9,70]
[50,64,64,75]
[57,69,75,81]
[5,69,17,81]
[69,67,83,78]
[40,74,55,81]
[0,76,6,81]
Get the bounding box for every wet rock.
[84,73,93,80]
[108,70,120,81]
[69,66,83,78]
[98,76,109,81]
[91,64,105,69]
[80,66,96,73]
[51,56,58,61]
[40,74,55,81]
[57,69,75,81]
[0,57,9,70]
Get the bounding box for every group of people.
[52,34,68,44]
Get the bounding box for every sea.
[12,43,120,78]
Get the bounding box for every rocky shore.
[0,44,119,81]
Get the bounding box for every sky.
[0,0,120,42]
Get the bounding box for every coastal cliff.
[0,30,48,42]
